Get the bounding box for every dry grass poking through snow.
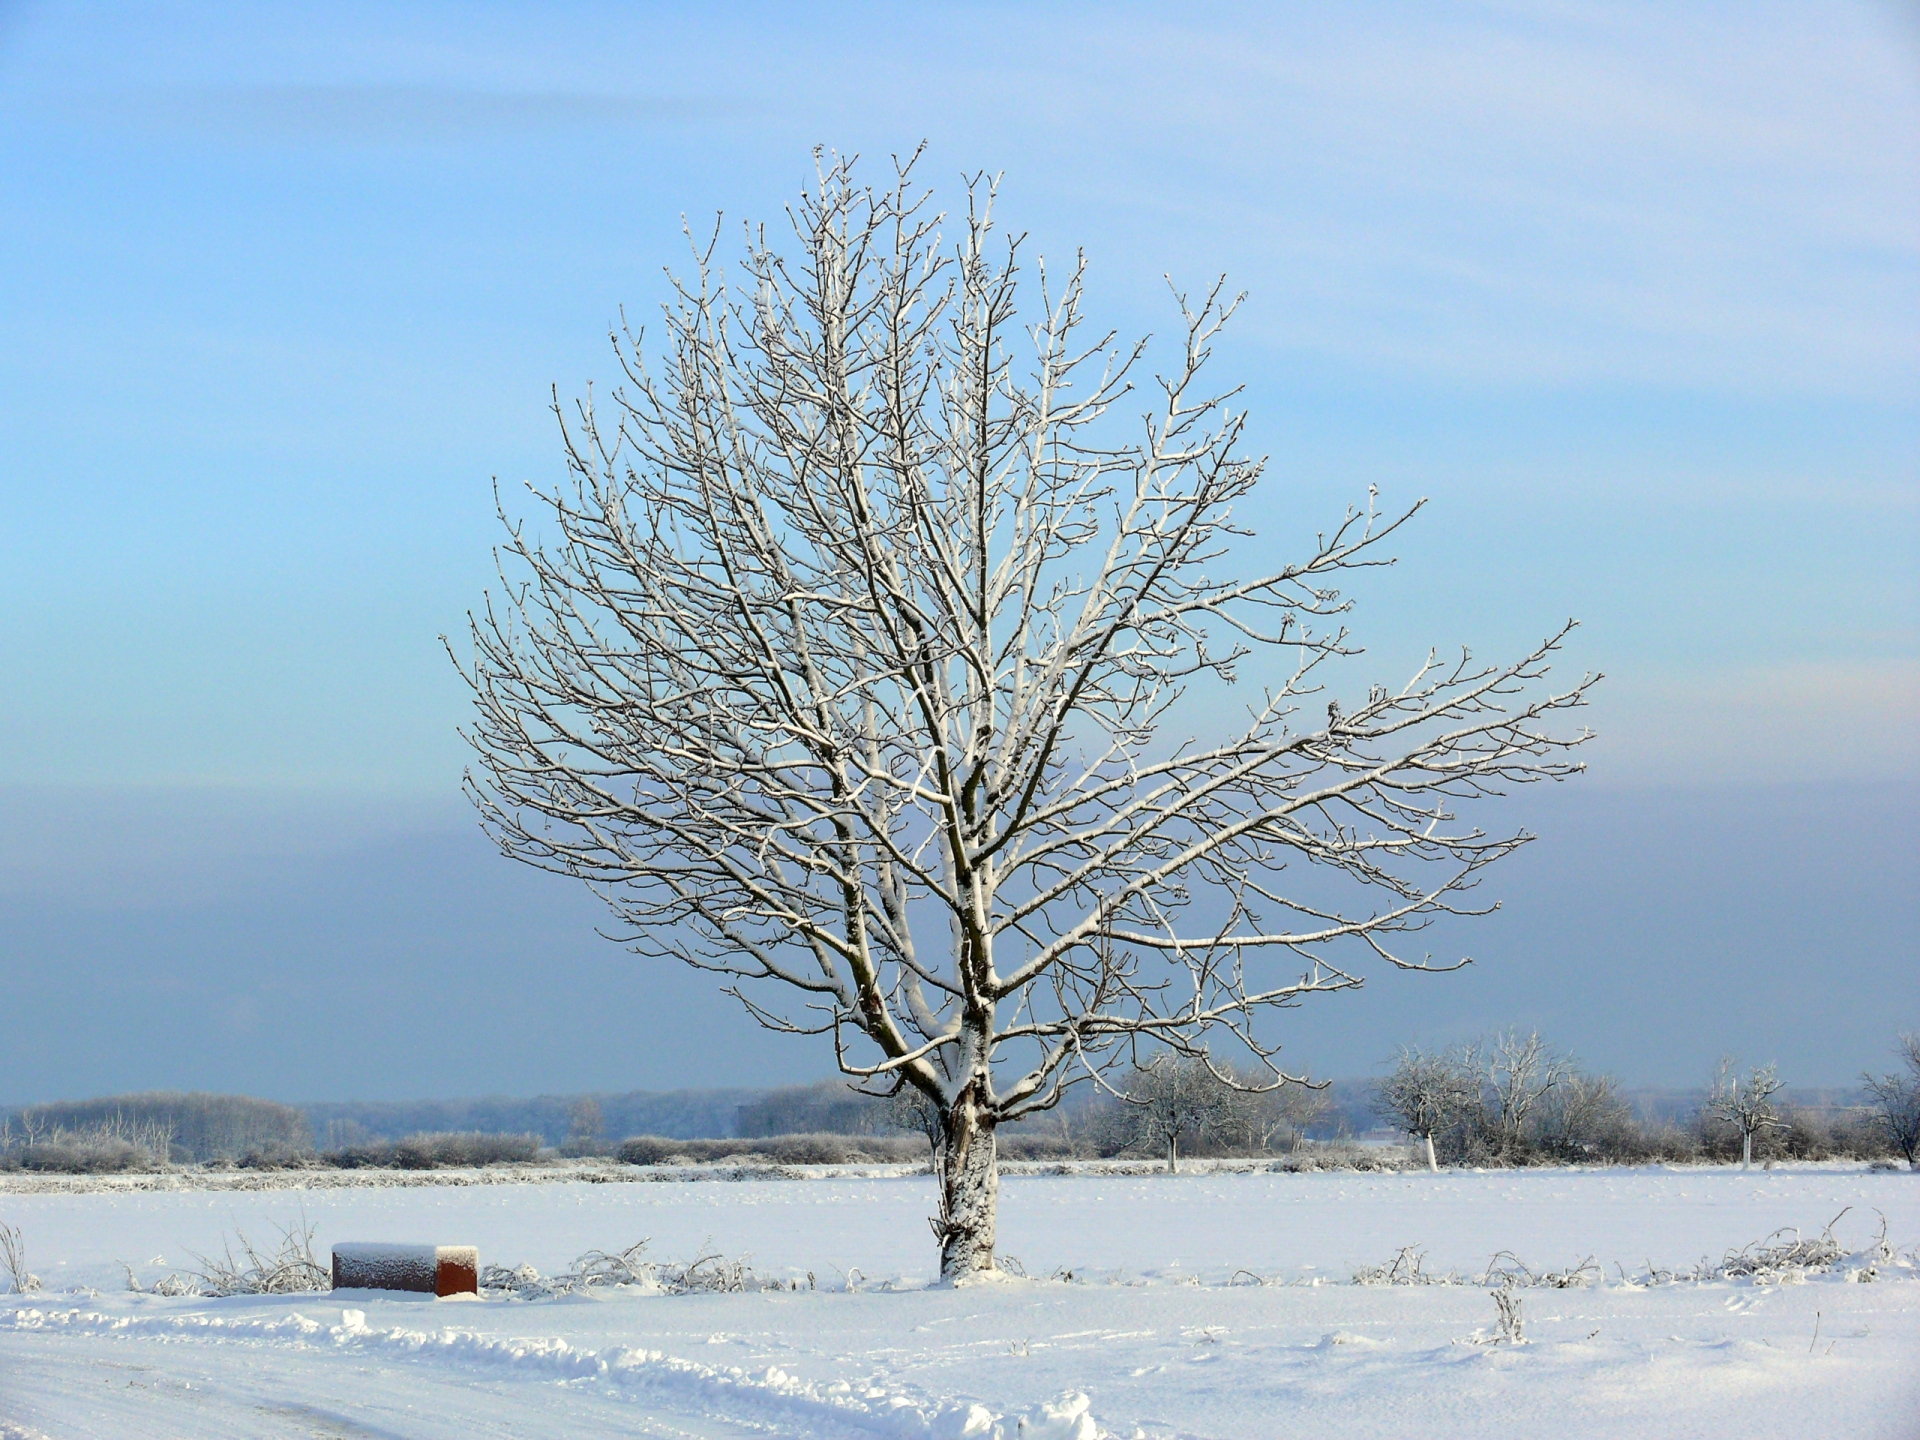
[1648,1205,1900,1285]
[481,1240,796,1298]
[0,1222,41,1294]
[127,1216,330,1297]
[1345,1209,1904,1293]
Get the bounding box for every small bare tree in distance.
[1534,1071,1631,1162]
[885,1083,946,1163]
[455,150,1596,1280]
[1707,1058,1786,1169]
[1479,1030,1569,1162]
[566,1097,605,1153]
[1861,1034,1920,1170]
[1375,1045,1479,1171]
[1123,1053,1234,1174]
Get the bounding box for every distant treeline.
[1370,1032,1918,1170]
[735,1075,1888,1151]
[736,1080,900,1137]
[4,1053,1907,1176]
[301,1088,762,1148]
[0,1091,311,1168]
[0,1090,307,1175]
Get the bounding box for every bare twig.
[1491,1278,1526,1343]
[176,1216,329,1297]
[482,1239,778,1297]
[1354,1246,1463,1286]
[0,1221,42,1294]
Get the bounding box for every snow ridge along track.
[0,1303,1099,1440]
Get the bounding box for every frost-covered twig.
[0,1221,42,1294]
[1707,1215,1847,1284]
[1631,1208,1915,1286]
[1453,1276,1528,1346]
[482,1240,789,1298]
[1359,1244,1602,1291]
[168,1217,329,1297]
[1478,1250,1599,1289]
[1353,1246,1464,1286]
[1491,1278,1526,1343]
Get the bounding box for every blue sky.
[1,1,1915,1102]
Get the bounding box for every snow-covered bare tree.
[1533,1071,1631,1162]
[456,151,1595,1280]
[1120,1053,1234,1173]
[1375,1045,1478,1171]
[884,1082,946,1162]
[1707,1058,1786,1169]
[565,1097,605,1154]
[1861,1034,1920,1170]
[1477,1031,1569,1162]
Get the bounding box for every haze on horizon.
[1,0,1914,1107]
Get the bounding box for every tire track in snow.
[0,1305,1099,1439]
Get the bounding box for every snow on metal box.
[331,1242,479,1296]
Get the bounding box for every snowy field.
[2,1165,1916,1438]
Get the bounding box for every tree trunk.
[1167,1135,1177,1175]
[935,1089,998,1282]
[1741,1130,1752,1169]
[1424,1133,1438,1173]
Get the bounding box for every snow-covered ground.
[1,1165,1915,1438]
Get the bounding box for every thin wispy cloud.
[0,0,1911,799]
[974,5,1920,398]
[10,4,1914,396]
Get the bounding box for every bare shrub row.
[0,1093,309,1167]
[1373,1030,1920,1170]
[615,1132,1076,1167]
[215,1131,545,1171]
